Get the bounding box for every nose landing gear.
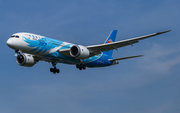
[15,50,21,54]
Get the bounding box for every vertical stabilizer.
[103,30,117,56]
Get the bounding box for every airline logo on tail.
[107,39,113,43]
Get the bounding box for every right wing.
[87,30,171,56]
[59,30,171,57]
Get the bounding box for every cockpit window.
[10,35,19,38]
[11,35,15,37]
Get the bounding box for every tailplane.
[108,55,144,62]
[103,30,117,56]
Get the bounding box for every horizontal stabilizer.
[108,55,144,62]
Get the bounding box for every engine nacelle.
[16,54,35,67]
[70,45,90,59]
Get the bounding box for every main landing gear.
[76,64,86,70]
[50,62,60,74]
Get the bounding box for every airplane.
[6,30,171,74]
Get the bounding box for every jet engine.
[16,54,35,67]
[70,45,90,59]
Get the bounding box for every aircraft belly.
[84,60,112,67]
[83,54,113,67]
[43,52,79,64]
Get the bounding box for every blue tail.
[103,30,117,56]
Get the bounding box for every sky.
[0,0,180,113]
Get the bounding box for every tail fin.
[103,30,117,56]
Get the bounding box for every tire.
[50,68,53,72]
[57,69,60,73]
[83,66,86,70]
[53,69,56,74]
[76,64,79,68]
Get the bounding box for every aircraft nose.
[7,38,13,47]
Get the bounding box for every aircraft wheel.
[76,64,79,68]
[50,68,53,72]
[53,69,56,74]
[57,69,60,73]
[79,67,82,70]
[76,64,86,70]
[80,64,83,70]
[83,66,86,70]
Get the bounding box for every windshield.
[10,35,19,38]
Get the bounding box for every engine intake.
[70,45,90,59]
[16,54,35,67]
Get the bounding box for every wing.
[59,30,171,57]
[87,30,171,56]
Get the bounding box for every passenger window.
[27,35,31,39]
[16,36,19,38]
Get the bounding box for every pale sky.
[0,0,180,113]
